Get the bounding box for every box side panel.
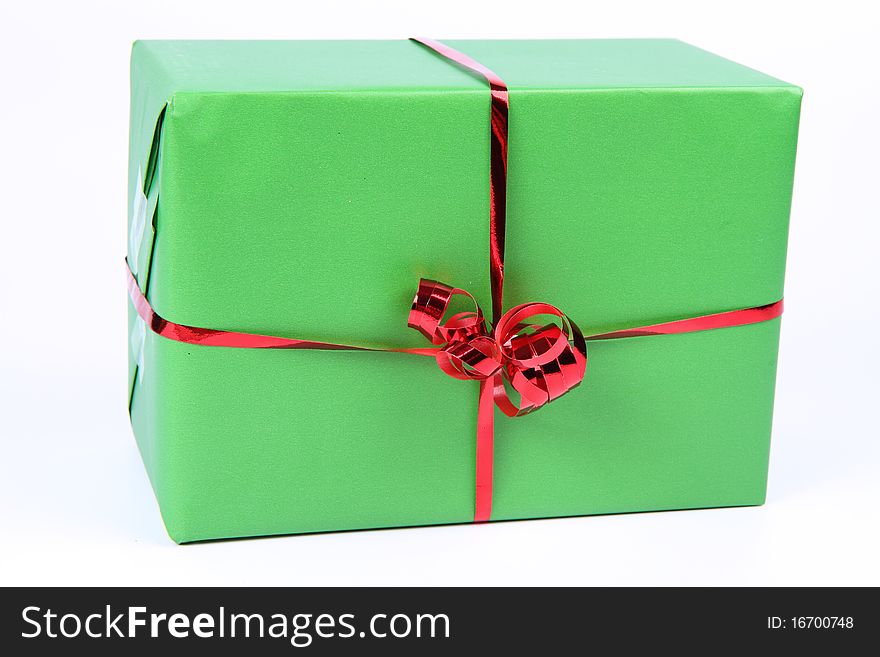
[128,325,169,516]
[128,43,177,525]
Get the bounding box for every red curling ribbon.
[411,38,510,522]
[584,300,784,341]
[126,38,786,527]
[406,279,587,415]
[411,38,508,326]
[126,265,438,356]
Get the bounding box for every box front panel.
[129,61,799,541]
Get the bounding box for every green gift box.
[127,39,801,543]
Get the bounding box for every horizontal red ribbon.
[126,266,436,356]
[587,300,784,340]
[127,265,782,353]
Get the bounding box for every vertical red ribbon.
[412,38,509,324]
[411,38,510,522]
[474,379,496,522]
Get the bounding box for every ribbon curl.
[408,278,587,416]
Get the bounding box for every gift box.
[127,39,801,543]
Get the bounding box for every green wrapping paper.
[127,40,801,543]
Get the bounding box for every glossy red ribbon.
[411,37,509,325]
[126,39,785,526]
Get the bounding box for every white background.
[1,0,878,586]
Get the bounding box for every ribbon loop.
[436,335,503,381]
[408,279,487,346]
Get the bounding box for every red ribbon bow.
[408,279,587,416]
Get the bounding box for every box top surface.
[132,39,795,93]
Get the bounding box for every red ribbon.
[411,38,509,325]
[126,39,785,525]
[407,278,587,521]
